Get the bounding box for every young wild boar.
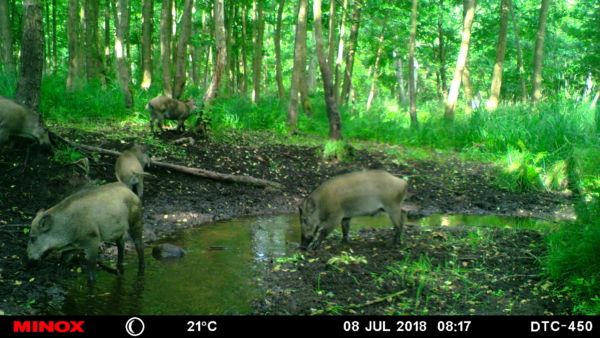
[146,95,196,133]
[115,143,151,198]
[299,170,408,250]
[0,96,51,147]
[26,182,145,284]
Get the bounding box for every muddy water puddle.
[54,213,556,314]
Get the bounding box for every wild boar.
[0,96,51,147]
[26,182,145,283]
[146,95,196,133]
[115,143,151,198]
[299,170,408,250]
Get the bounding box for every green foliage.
[52,145,84,165]
[326,251,368,267]
[322,140,349,162]
[545,196,600,314]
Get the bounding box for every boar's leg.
[116,236,125,275]
[133,237,145,276]
[83,242,100,284]
[388,207,406,245]
[341,218,351,244]
[177,119,186,132]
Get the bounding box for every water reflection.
[54,213,557,315]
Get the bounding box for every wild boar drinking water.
[299,170,408,250]
[0,96,50,147]
[26,182,145,283]
[115,144,151,198]
[146,95,196,133]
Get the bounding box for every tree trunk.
[340,0,362,105]
[67,0,84,91]
[334,0,348,104]
[84,0,102,82]
[393,50,407,105]
[160,0,173,96]
[288,0,309,133]
[408,0,418,127]
[172,0,193,99]
[16,0,44,112]
[140,0,153,90]
[52,0,57,72]
[252,0,264,103]
[0,0,15,76]
[437,0,447,96]
[486,0,510,111]
[327,0,336,75]
[366,24,386,112]
[240,4,248,95]
[103,0,111,78]
[444,0,476,121]
[510,1,527,101]
[307,38,318,94]
[274,0,285,98]
[462,62,474,113]
[531,0,550,103]
[114,0,133,107]
[203,0,227,106]
[313,0,341,140]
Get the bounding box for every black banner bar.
[0,316,598,337]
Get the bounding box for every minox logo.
[13,320,85,333]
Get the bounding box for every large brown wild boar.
[26,182,145,283]
[115,143,151,198]
[0,96,50,147]
[146,95,196,133]
[299,170,408,250]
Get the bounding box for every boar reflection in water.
[27,182,145,284]
[299,170,408,250]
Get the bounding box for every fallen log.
[53,134,283,189]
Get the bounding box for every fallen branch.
[311,289,407,315]
[53,134,283,189]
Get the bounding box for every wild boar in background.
[146,95,196,133]
[27,182,145,284]
[115,143,152,198]
[0,96,51,148]
[299,170,408,250]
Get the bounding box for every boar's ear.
[38,214,53,233]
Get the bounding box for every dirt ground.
[0,127,574,314]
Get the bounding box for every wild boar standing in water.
[115,143,151,198]
[299,170,408,250]
[0,96,51,148]
[146,95,196,133]
[26,182,145,284]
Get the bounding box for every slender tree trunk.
[340,0,362,105]
[203,0,227,106]
[366,24,386,112]
[307,36,318,94]
[103,0,111,79]
[327,0,336,75]
[288,0,309,133]
[486,0,510,111]
[84,0,101,82]
[393,50,407,105]
[161,0,173,96]
[444,0,476,121]
[173,0,193,99]
[531,0,550,103]
[437,0,447,96]
[67,0,84,91]
[313,0,341,140]
[274,0,285,98]
[16,0,44,112]
[114,0,132,107]
[52,0,57,72]
[140,0,153,90]
[252,0,264,103]
[240,4,248,95]
[334,0,348,104]
[462,62,474,113]
[510,1,527,101]
[0,0,15,76]
[408,0,418,127]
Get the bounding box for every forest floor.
[0,125,575,315]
